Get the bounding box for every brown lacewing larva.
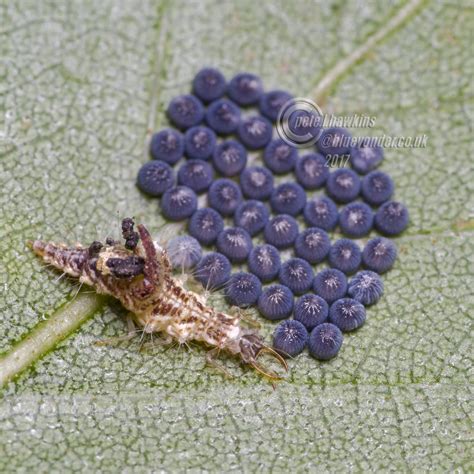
[29,218,287,379]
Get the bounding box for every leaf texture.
[0,0,472,471]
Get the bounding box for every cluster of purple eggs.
[136,67,409,361]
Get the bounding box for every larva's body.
[30,219,286,379]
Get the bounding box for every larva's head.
[93,242,145,280]
[30,217,167,294]
[86,217,142,280]
[91,218,161,285]
[28,218,151,284]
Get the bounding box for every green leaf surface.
[0,0,473,471]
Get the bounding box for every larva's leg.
[95,333,136,346]
[126,313,136,334]
[206,347,233,379]
[95,313,138,346]
[140,333,174,351]
[229,307,261,329]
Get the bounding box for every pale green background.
[0,0,473,472]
